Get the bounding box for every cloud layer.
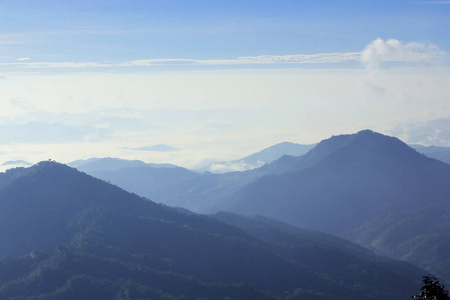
[0,122,110,144]
[1,53,360,70]
[390,118,450,146]
[361,38,443,69]
[0,38,446,71]
[0,38,449,168]
[125,144,179,152]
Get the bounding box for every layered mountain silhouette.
[69,157,178,172]
[223,130,449,228]
[196,142,316,173]
[0,161,426,299]
[218,130,450,282]
[69,157,199,203]
[411,144,450,165]
[69,158,274,212]
[68,145,316,212]
[0,159,32,172]
[65,131,450,284]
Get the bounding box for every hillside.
[68,144,316,211]
[221,130,450,282]
[411,144,450,165]
[70,157,200,203]
[68,157,287,212]
[0,161,426,299]
[64,131,450,284]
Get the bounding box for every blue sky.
[0,0,450,170]
[2,0,449,65]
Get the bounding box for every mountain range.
[69,157,200,205]
[66,143,317,212]
[196,142,316,173]
[220,130,450,282]
[0,161,426,299]
[66,130,450,284]
[411,144,450,165]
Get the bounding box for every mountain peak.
[252,130,416,177]
[226,129,450,230]
[0,160,70,184]
[356,129,375,135]
[308,129,417,164]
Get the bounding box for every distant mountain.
[69,157,199,203]
[220,130,450,282]
[198,142,315,173]
[1,160,32,166]
[67,156,297,212]
[151,147,324,212]
[0,160,32,172]
[0,161,425,299]
[69,157,176,173]
[151,158,304,212]
[66,144,316,212]
[411,144,450,165]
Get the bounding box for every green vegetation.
[413,275,450,300]
[0,161,428,299]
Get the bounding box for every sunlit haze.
[1,0,449,169]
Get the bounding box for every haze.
[0,0,449,169]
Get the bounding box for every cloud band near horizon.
[0,39,447,71]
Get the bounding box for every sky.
[0,0,450,170]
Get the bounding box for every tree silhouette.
[413,275,450,300]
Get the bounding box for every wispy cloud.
[361,38,443,69]
[390,118,450,146]
[208,161,263,173]
[0,53,362,71]
[0,39,447,71]
[125,144,179,152]
[122,53,361,66]
[0,61,113,69]
[121,58,197,66]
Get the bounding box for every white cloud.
[0,39,446,71]
[0,61,113,69]
[1,53,361,71]
[125,144,179,152]
[233,53,360,64]
[208,160,263,173]
[361,38,443,69]
[389,118,450,146]
[122,53,361,67]
[121,59,196,66]
[0,50,449,167]
[17,58,30,61]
